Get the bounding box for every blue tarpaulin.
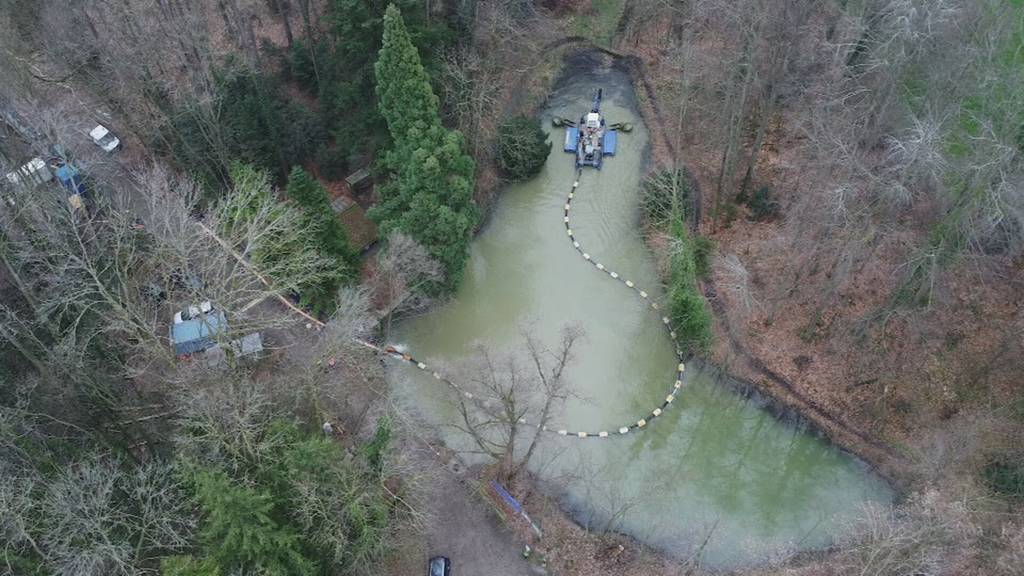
[54,164,86,195]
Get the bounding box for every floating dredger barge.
[555,89,630,169]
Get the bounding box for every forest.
[0,1,1022,575]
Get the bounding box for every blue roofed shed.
[170,311,227,356]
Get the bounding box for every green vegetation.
[287,1,455,167]
[285,167,359,314]
[889,2,1024,307]
[640,169,714,353]
[743,185,779,221]
[191,469,313,575]
[315,145,350,181]
[692,235,715,279]
[166,418,399,576]
[161,60,324,192]
[216,63,325,177]
[572,0,626,46]
[983,459,1024,500]
[155,3,462,307]
[497,116,552,181]
[219,163,339,299]
[640,168,693,229]
[0,154,394,570]
[720,202,740,228]
[371,5,478,290]
[668,220,714,353]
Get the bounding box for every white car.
[173,301,213,324]
[89,124,121,152]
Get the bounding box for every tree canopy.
[285,166,358,314]
[497,116,552,181]
[371,4,478,289]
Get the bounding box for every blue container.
[603,130,617,156]
[564,127,579,153]
[55,164,87,195]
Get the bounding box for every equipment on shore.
[560,89,621,169]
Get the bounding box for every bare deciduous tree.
[372,231,444,339]
[0,163,337,378]
[452,324,583,482]
[836,489,981,576]
[715,253,757,313]
[439,48,503,163]
[38,458,193,576]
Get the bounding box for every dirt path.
[423,465,535,576]
[390,440,537,576]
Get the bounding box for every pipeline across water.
[376,167,689,439]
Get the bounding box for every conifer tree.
[160,555,222,576]
[285,166,358,312]
[372,4,478,289]
[374,4,441,144]
[194,470,313,575]
[497,116,552,181]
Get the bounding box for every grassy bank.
[667,221,713,353]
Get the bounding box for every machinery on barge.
[555,89,629,169]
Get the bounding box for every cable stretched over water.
[376,168,688,439]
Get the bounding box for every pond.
[388,53,892,568]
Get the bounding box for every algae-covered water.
[388,54,891,568]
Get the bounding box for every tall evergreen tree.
[285,166,358,313]
[372,4,478,289]
[374,4,441,143]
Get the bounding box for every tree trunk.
[297,0,313,39]
[295,0,320,86]
[502,424,517,482]
[278,0,294,48]
[517,402,550,479]
[738,87,775,201]
[740,43,791,200]
[714,45,754,230]
[0,322,48,377]
[0,235,38,314]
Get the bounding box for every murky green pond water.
[389,57,891,568]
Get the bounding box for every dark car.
[428,556,450,576]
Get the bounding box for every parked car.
[428,556,451,576]
[89,124,120,152]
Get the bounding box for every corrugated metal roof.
[344,167,371,187]
[330,194,354,214]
